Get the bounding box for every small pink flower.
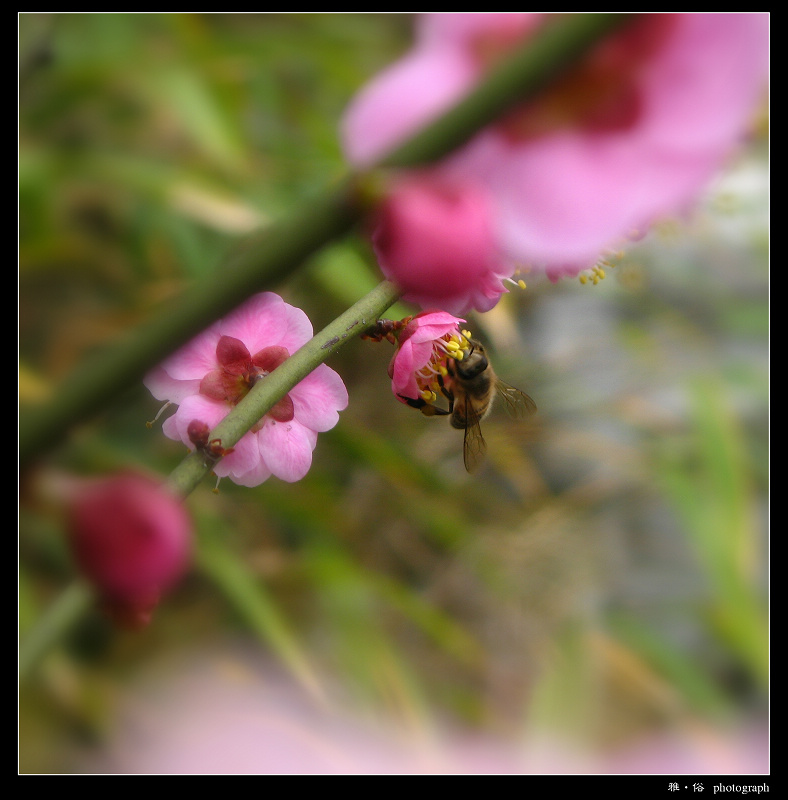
[370,174,515,315]
[66,473,192,629]
[343,13,768,280]
[386,311,468,403]
[144,293,349,487]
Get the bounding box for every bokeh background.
[19,13,768,774]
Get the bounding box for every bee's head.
[455,342,488,380]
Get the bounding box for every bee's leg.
[398,395,450,417]
[435,373,455,414]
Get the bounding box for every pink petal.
[219,293,285,349]
[159,323,222,381]
[144,365,200,405]
[341,45,475,166]
[211,430,270,484]
[484,132,649,264]
[418,12,540,48]
[637,14,768,152]
[275,305,314,356]
[409,317,463,344]
[164,395,226,442]
[220,293,312,356]
[217,452,272,487]
[257,420,317,483]
[290,364,349,432]
[390,343,424,400]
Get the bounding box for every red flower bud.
[66,474,192,629]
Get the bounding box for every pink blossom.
[343,13,768,281]
[66,473,192,628]
[144,293,349,487]
[370,174,515,315]
[386,311,468,403]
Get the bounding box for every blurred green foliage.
[19,13,768,773]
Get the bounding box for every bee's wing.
[462,402,488,474]
[496,380,537,418]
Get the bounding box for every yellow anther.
[580,274,588,285]
[592,275,600,285]
[597,268,606,280]
[517,279,527,290]
[445,340,460,352]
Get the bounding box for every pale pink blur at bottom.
[80,647,768,775]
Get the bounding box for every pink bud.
[66,474,192,628]
[370,174,512,315]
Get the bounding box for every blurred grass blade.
[657,378,768,686]
[195,515,327,706]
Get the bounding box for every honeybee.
[405,339,537,473]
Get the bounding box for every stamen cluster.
[383,311,470,406]
[412,328,472,405]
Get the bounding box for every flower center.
[199,335,295,424]
[472,14,679,140]
[414,329,474,404]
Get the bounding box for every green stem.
[166,280,402,497]
[19,13,632,468]
[18,580,93,679]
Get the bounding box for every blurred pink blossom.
[343,13,768,286]
[145,293,348,487]
[387,311,467,404]
[66,473,192,628]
